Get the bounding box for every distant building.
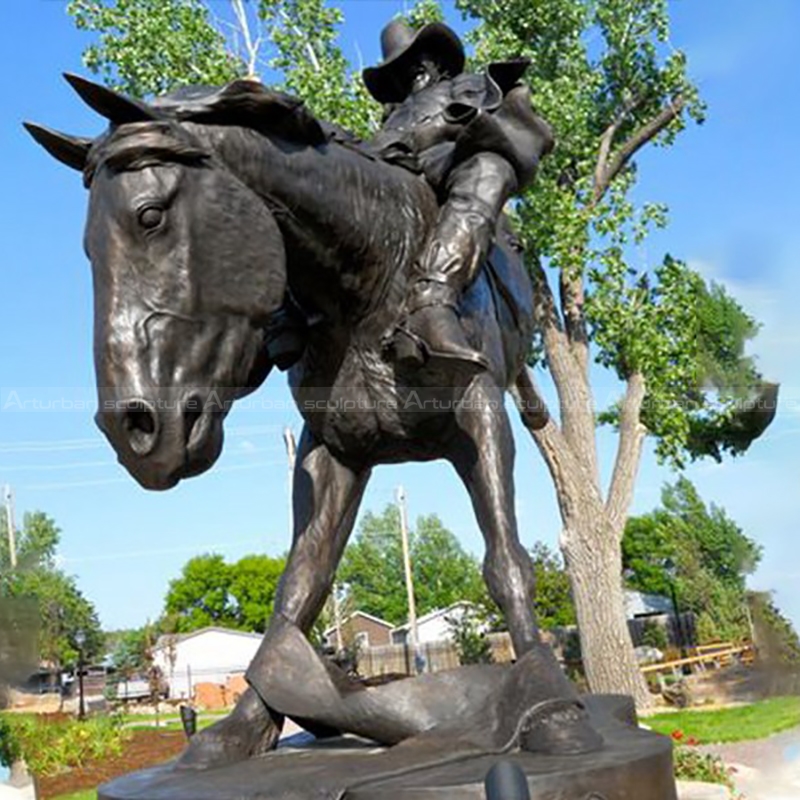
[322,611,394,649]
[624,590,673,619]
[152,627,262,700]
[391,601,478,645]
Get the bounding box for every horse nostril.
[122,400,158,456]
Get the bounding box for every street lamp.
[662,558,688,661]
[74,630,86,720]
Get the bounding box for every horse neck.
[202,123,435,322]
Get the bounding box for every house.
[152,626,262,700]
[391,601,478,645]
[623,590,673,619]
[322,611,394,650]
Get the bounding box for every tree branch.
[531,254,601,491]
[278,8,321,73]
[230,0,261,78]
[593,95,685,205]
[605,371,648,539]
[593,95,642,197]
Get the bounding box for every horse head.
[25,76,286,489]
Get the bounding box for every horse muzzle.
[95,391,225,490]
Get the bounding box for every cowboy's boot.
[393,279,489,373]
[393,153,517,373]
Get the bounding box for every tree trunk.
[515,371,653,709]
[562,512,653,709]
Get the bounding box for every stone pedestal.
[99,695,677,800]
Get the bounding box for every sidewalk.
[699,724,800,799]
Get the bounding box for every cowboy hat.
[363,19,465,104]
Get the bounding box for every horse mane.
[84,80,375,188]
[151,80,330,146]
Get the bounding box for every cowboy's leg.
[397,152,517,371]
[421,152,517,288]
[178,426,370,769]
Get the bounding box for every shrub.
[447,608,494,666]
[0,713,129,777]
[671,730,737,791]
[640,620,669,651]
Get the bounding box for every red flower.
[671,730,685,741]
[686,737,699,746]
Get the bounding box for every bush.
[670,729,737,792]
[674,748,736,789]
[0,713,129,777]
[640,620,668,651]
[447,608,494,666]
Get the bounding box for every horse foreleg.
[178,426,370,769]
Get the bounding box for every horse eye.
[138,206,164,230]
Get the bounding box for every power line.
[1,460,114,472]
[1,444,284,473]
[59,536,271,564]
[16,458,286,491]
[0,425,288,454]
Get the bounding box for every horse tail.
[512,366,549,432]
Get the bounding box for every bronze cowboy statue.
[365,19,553,375]
[24,12,726,796]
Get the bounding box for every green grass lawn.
[124,716,219,733]
[49,792,96,800]
[118,709,228,726]
[643,695,800,743]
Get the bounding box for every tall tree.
[163,553,238,632]
[455,0,775,706]
[68,0,243,96]
[108,625,155,679]
[337,505,488,625]
[162,552,286,633]
[531,542,576,629]
[749,591,800,666]
[228,554,287,633]
[1,511,103,670]
[68,0,776,706]
[623,478,761,643]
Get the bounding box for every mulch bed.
[38,729,187,799]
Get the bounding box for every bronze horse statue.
[26,76,602,768]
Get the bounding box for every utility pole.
[396,486,421,673]
[283,427,297,541]
[4,485,17,570]
[332,583,344,653]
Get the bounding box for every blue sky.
[1,0,798,635]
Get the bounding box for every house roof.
[154,626,263,651]
[391,601,477,634]
[322,610,394,638]
[624,590,673,617]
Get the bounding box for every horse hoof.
[518,699,604,756]
[175,690,281,770]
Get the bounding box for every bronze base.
[99,695,677,800]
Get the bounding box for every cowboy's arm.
[448,82,554,191]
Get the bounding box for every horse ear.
[63,73,159,125]
[23,122,92,172]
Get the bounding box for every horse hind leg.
[178,427,370,769]
[449,377,603,754]
[449,377,544,656]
